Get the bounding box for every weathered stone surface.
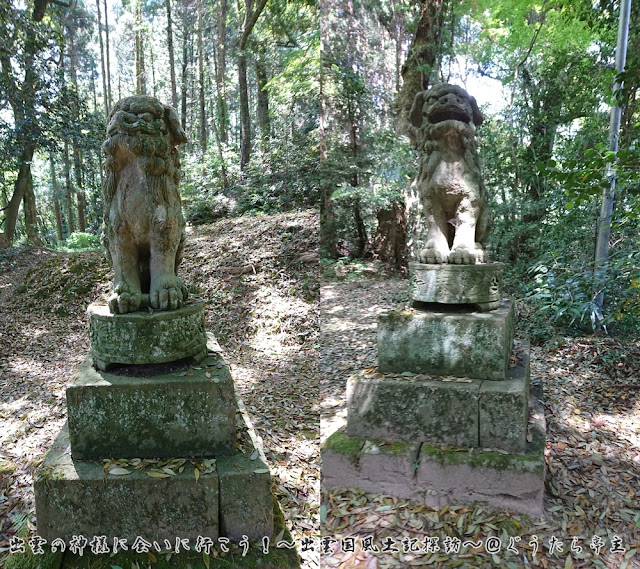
[35,424,219,542]
[36,397,276,544]
[346,373,481,447]
[88,300,207,369]
[378,299,515,380]
[409,262,502,310]
[322,432,420,499]
[322,384,546,517]
[410,84,490,265]
[67,338,235,459]
[479,342,531,453]
[218,455,273,541]
[218,397,274,540]
[101,95,189,314]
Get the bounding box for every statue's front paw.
[419,246,448,264]
[108,283,142,314]
[150,275,188,311]
[449,246,485,265]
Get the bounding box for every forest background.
[1,0,639,339]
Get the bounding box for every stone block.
[346,372,480,447]
[34,424,219,543]
[217,397,274,541]
[67,339,236,459]
[409,262,503,310]
[88,300,208,370]
[217,455,273,541]
[36,397,276,544]
[378,299,515,380]
[322,432,420,500]
[322,386,546,517]
[479,342,531,453]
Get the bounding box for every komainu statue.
[409,83,490,264]
[101,96,189,313]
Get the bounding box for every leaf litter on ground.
[0,211,320,569]
[320,276,640,569]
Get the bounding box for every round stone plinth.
[409,262,503,310]
[88,300,207,370]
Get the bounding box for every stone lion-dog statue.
[409,83,490,264]
[101,95,188,313]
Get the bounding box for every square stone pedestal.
[35,397,274,543]
[323,380,546,518]
[347,342,530,453]
[67,340,236,459]
[377,299,515,380]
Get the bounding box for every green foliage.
[58,232,101,252]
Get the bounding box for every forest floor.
[320,273,640,569]
[0,211,320,569]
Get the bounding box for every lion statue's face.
[424,88,476,126]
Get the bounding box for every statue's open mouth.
[429,107,471,125]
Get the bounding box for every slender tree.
[238,0,269,171]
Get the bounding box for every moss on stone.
[322,431,363,465]
[0,459,17,476]
[420,443,542,473]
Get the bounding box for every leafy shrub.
[186,195,234,225]
[59,232,101,252]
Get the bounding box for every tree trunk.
[166,0,178,108]
[64,141,75,234]
[181,0,188,131]
[50,154,64,241]
[395,0,447,137]
[135,0,146,95]
[239,0,269,171]
[372,201,408,267]
[96,0,109,117]
[255,50,270,149]
[353,201,368,258]
[23,177,41,245]
[217,0,228,143]
[197,0,207,155]
[238,52,251,170]
[68,22,87,232]
[2,143,37,244]
[103,0,112,107]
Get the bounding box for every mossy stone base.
[35,398,275,543]
[346,373,480,448]
[409,262,503,311]
[35,423,219,543]
[67,339,236,459]
[378,299,515,380]
[347,343,530,452]
[479,342,531,452]
[323,381,546,517]
[11,499,298,569]
[88,300,207,369]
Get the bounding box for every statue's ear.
[165,105,188,145]
[469,95,483,126]
[409,91,427,129]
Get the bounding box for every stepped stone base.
[88,300,208,370]
[347,342,530,452]
[67,337,236,459]
[409,262,503,311]
[378,299,515,380]
[35,399,274,543]
[323,382,546,518]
